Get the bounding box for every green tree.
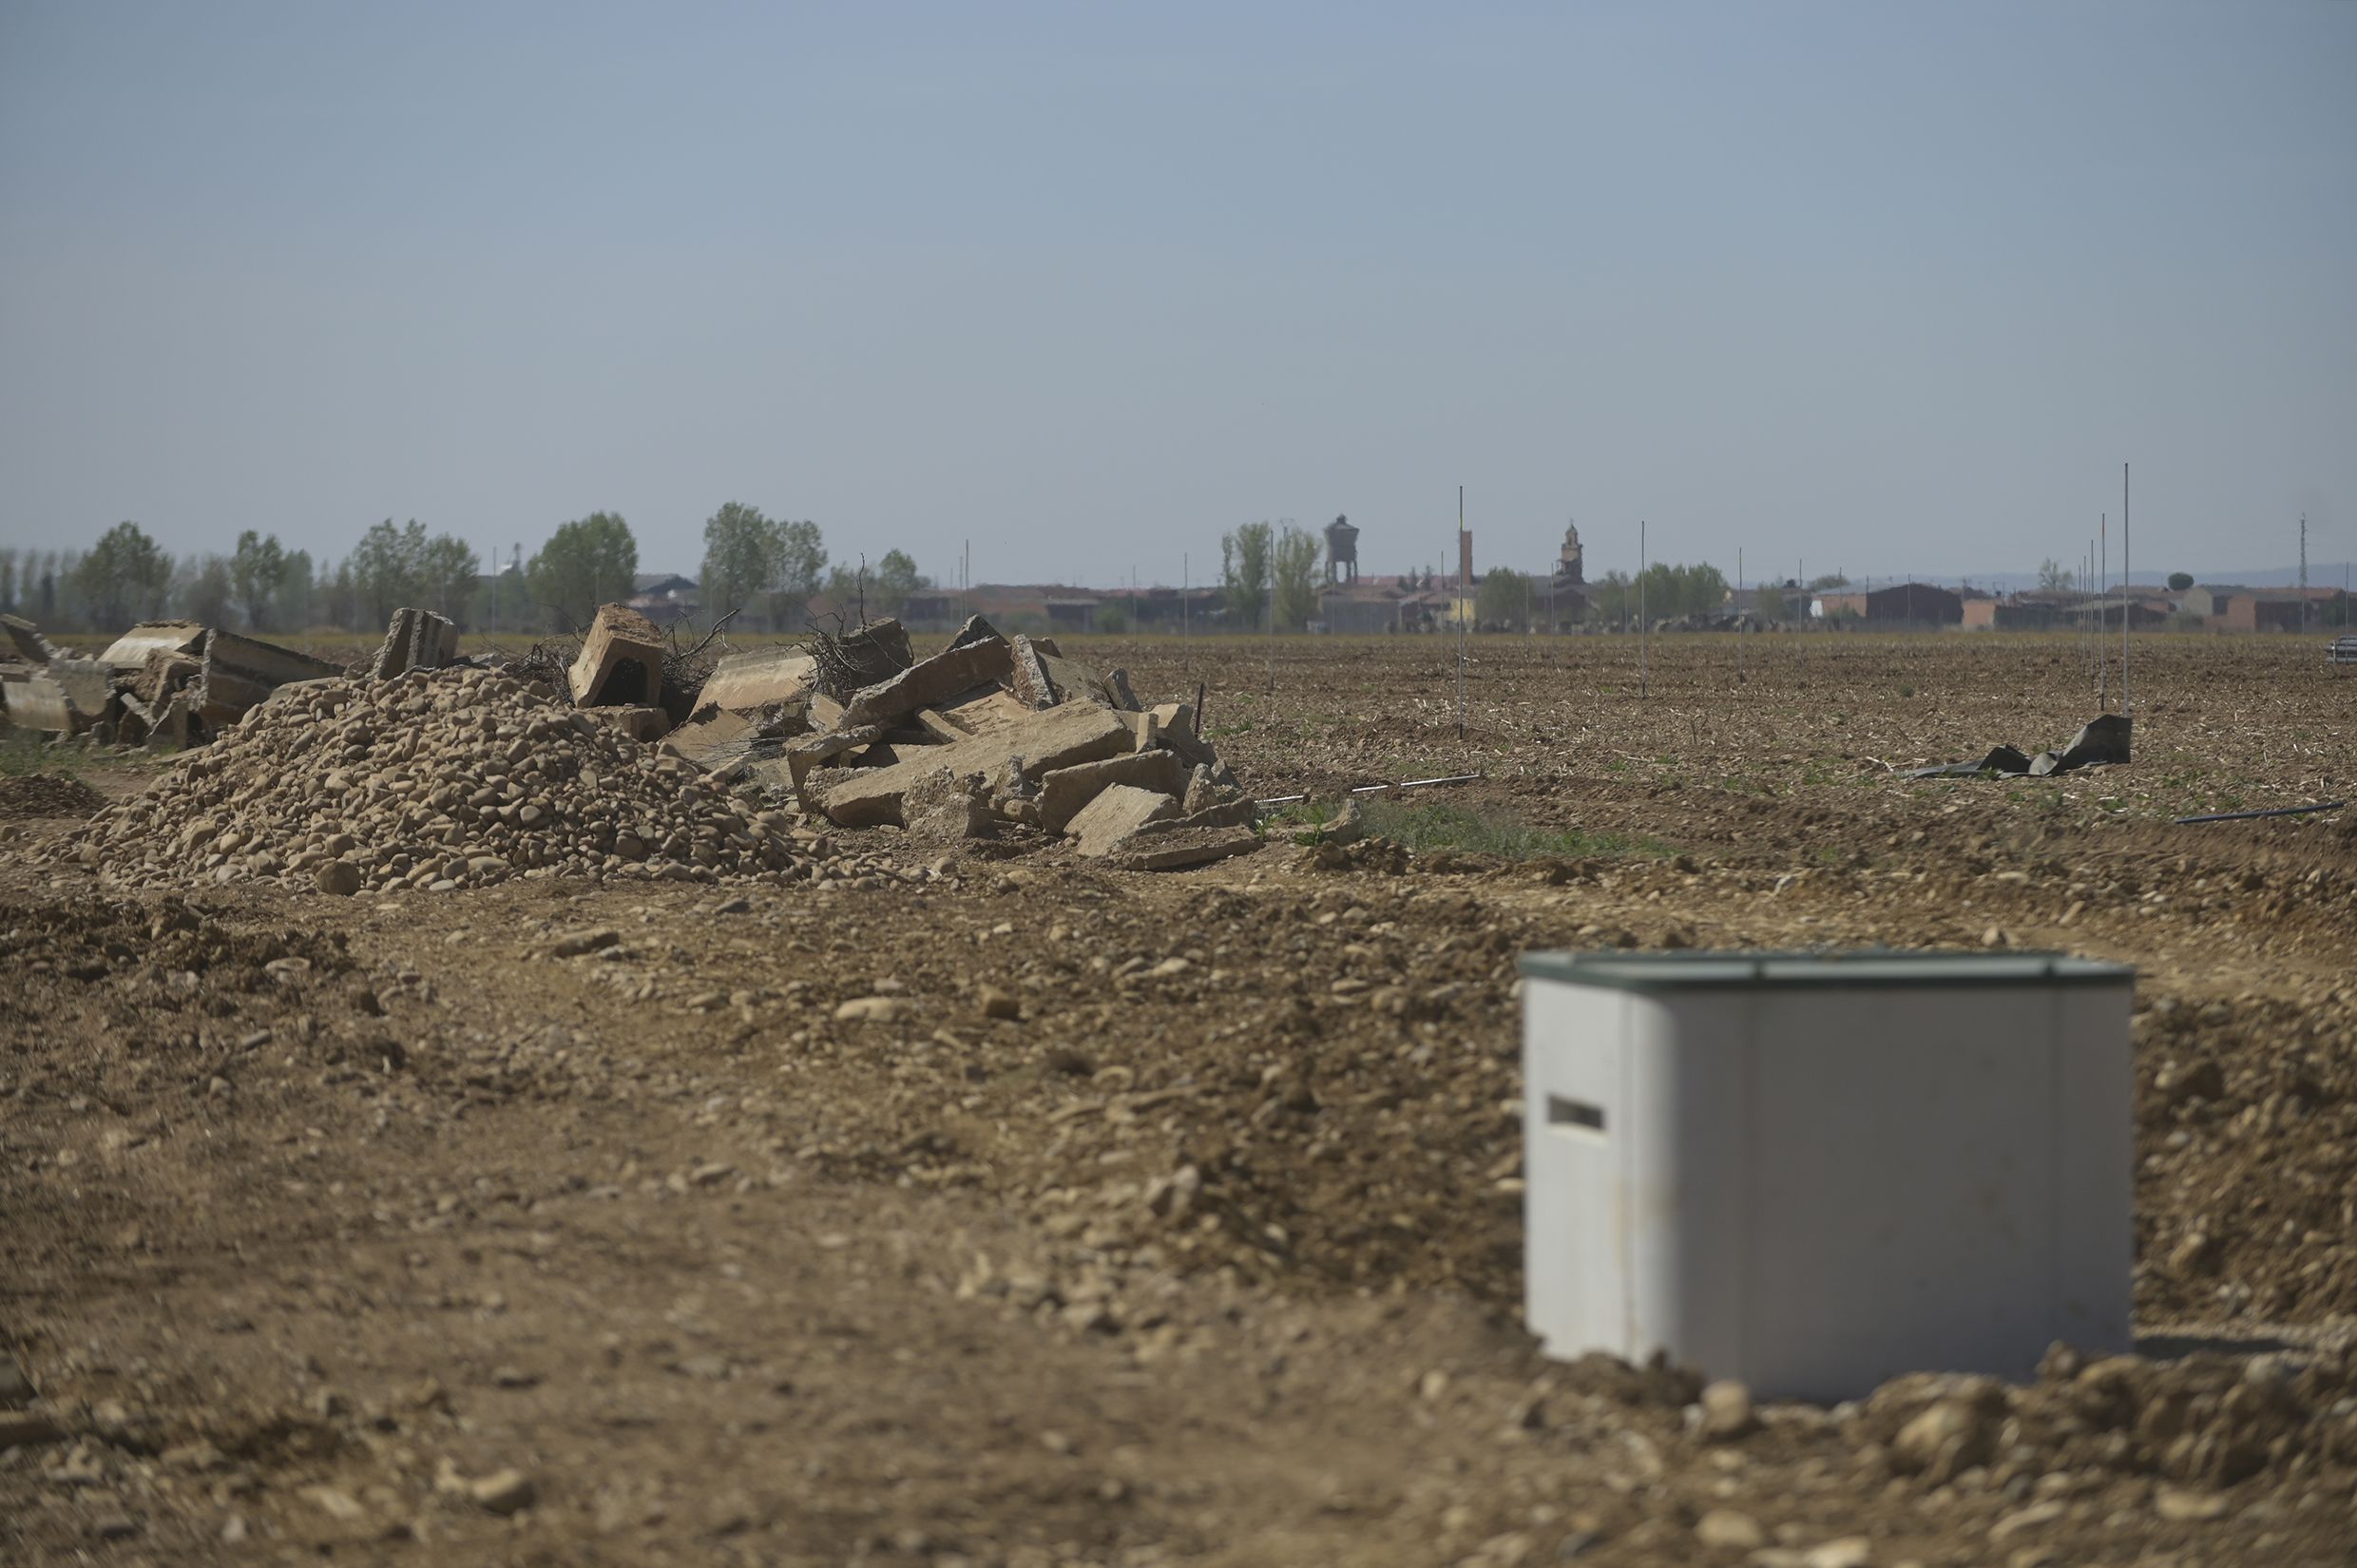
[348,521,419,625]
[1589,569,1635,627]
[1221,522,1273,626]
[1270,524,1321,630]
[1477,567,1535,630]
[1807,572,1849,591]
[0,548,16,614]
[273,549,315,631]
[527,512,639,629]
[230,530,288,629]
[73,522,173,629]
[417,532,479,622]
[2039,558,2075,592]
[701,502,796,627]
[2167,571,2194,592]
[179,554,235,625]
[769,519,826,627]
[872,548,929,619]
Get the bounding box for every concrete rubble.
[0,615,341,750]
[680,614,1260,869]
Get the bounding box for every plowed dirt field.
[5,632,2353,1567]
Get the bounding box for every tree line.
[0,507,935,638]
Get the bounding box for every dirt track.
[5,633,2355,1566]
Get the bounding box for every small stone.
[978,985,1020,1021]
[469,1468,536,1515]
[0,1356,33,1406]
[2153,1485,2229,1523]
[551,927,620,959]
[834,996,907,1023]
[1694,1509,1765,1550]
[1698,1379,1757,1442]
[89,1511,139,1539]
[1802,1539,1875,1568]
[1990,1500,2067,1540]
[299,1483,367,1522]
[316,861,363,896]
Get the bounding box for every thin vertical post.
[1182,551,1190,672]
[1737,546,1745,682]
[2122,463,2131,717]
[2098,514,2107,710]
[1456,486,1467,739]
[1639,520,1648,701]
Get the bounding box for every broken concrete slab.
[1066,782,1179,856]
[1104,822,1261,871]
[899,766,991,845]
[0,615,60,664]
[46,657,114,721]
[567,604,665,708]
[188,630,344,727]
[838,636,1013,731]
[131,647,200,708]
[780,724,891,794]
[1150,703,1219,770]
[944,614,1004,651]
[940,685,1038,738]
[815,701,1133,829]
[1036,750,1187,834]
[98,621,206,670]
[698,646,817,713]
[370,608,459,680]
[812,619,914,699]
[1008,636,1058,710]
[0,665,84,735]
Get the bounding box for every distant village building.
[1811,583,1963,626]
[629,573,699,621]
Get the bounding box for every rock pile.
[74,665,837,894]
[686,615,1262,870]
[0,771,107,820]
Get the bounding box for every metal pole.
[2122,463,2131,717]
[1639,520,1648,701]
[1182,550,1190,672]
[2098,513,2107,711]
[1456,486,1467,739]
[1737,546,1744,681]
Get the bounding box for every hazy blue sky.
[3,2,2350,588]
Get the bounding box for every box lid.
[1518,948,2135,991]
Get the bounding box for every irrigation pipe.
[2172,801,2347,825]
[1255,774,1484,808]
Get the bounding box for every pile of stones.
[73,666,848,895]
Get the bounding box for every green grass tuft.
[1357,799,1672,861]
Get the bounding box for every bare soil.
[5,633,2355,1566]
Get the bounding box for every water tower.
[1324,515,1359,585]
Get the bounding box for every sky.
[2,2,2351,590]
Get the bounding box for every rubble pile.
[682,614,1261,869]
[0,613,346,750]
[74,665,839,894]
[0,771,107,820]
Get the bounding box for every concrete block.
[1036,750,1186,834]
[370,608,460,679]
[900,766,991,845]
[1104,823,1262,871]
[815,702,1131,828]
[191,629,343,726]
[698,647,817,713]
[1066,783,1179,857]
[839,637,1012,731]
[1008,636,1058,710]
[567,603,665,707]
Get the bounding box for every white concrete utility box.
[1519,950,2135,1402]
